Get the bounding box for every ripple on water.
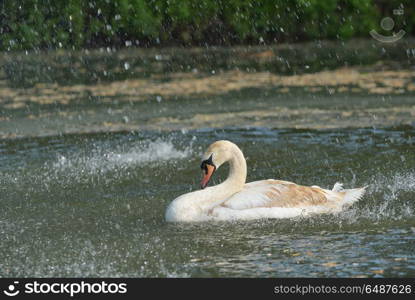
[0,128,414,277]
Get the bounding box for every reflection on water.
[0,127,414,277]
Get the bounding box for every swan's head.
[200,140,238,189]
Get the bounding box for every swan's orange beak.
[201,164,215,189]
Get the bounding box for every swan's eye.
[200,154,214,173]
[200,162,208,174]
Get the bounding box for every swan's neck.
[200,146,247,208]
[220,146,247,191]
[166,144,247,222]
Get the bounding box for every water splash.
[0,137,195,193]
[52,138,193,175]
[338,171,415,224]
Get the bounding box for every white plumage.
[165,140,366,222]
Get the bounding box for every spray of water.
[336,171,415,225]
[51,138,193,175]
[0,137,196,196]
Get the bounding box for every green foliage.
[0,0,413,51]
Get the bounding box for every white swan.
[165,140,366,222]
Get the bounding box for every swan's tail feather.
[342,186,367,207]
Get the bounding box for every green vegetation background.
[0,0,413,51]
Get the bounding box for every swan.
[165,140,366,222]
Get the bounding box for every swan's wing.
[222,179,342,210]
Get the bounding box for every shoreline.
[1,66,414,109]
[1,94,414,140]
[1,40,414,139]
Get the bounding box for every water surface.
[1,44,414,277]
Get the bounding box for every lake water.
[1,125,414,277]
[0,44,414,277]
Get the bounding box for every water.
[1,126,414,277]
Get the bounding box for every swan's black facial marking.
[200,154,215,174]
[200,154,216,189]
